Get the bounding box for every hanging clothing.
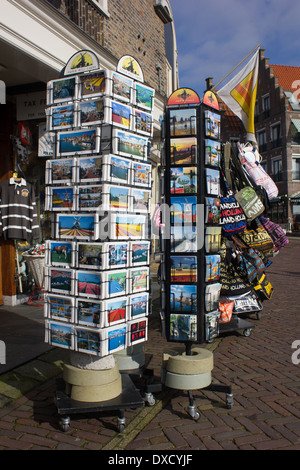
[0,177,40,242]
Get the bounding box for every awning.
[291,119,300,132]
[290,190,300,203]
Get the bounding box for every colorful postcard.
[46,321,74,350]
[45,294,74,323]
[170,196,197,224]
[76,155,102,183]
[78,97,107,126]
[169,107,197,136]
[103,296,128,326]
[76,270,102,299]
[112,128,148,160]
[205,110,221,139]
[134,108,153,136]
[130,267,149,293]
[77,242,103,270]
[205,139,221,167]
[46,240,75,267]
[131,188,151,213]
[128,292,149,319]
[46,186,76,211]
[109,213,146,240]
[106,325,127,354]
[129,318,148,345]
[170,255,197,283]
[107,99,132,130]
[170,225,197,252]
[170,284,197,312]
[103,154,131,185]
[57,128,100,156]
[76,299,104,327]
[170,167,197,194]
[134,82,154,111]
[110,71,133,102]
[205,254,221,282]
[104,241,129,269]
[47,76,78,104]
[46,158,75,185]
[206,168,220,196]
[130,241,150,266]
[132,161,151,187]
[56,213,98,240]
[105,269,128,298]
[78,70,108,99]
[170,137,197,165]
[169,314,197,342]
[205,227,222,253]
[103,184,130,212]
[46,267,74,295]
[78,185,102,211]
[75,327,103,356]
[205,283,222,312]
[48,103,76,130]
[206,197,220,224]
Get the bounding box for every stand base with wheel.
[219,316,255,337]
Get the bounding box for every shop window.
[292,157,300,180]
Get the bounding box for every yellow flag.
[217,49,259,143]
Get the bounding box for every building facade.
[0,0,179,305]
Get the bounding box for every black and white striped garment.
[0,178,40,241]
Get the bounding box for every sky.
[169,0,300,97]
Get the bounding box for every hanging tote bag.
[237,220,274,253]
[232,292,263,314]
[253,272,274,300]
[219,298,234,323]
[238,142,279,201]
[219,171,247,235]
[259,216,289,250]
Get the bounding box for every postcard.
[47,76,78,105]
[132,161,151,187]
[128,292,149,319]
[129,267,149,293]
[205,283,222,312]
[170,137,197,165]
[103,154,131,185]
[110,71,133,102]
[45,294,74,323]
[205,110,221,139]
[130,241,150,266]
[78,69,108,99]
[102,184,130,212]
[205,227,221,253]
[205,197,220,224]
[107,99,132,130]
[109,213,146,240]
[206,168,220,196]
[46,186,77,211]
[205,310,220,343]
[103,296,128,327]
[133,82,155,111]
[205,139,221,167]
[78,97,107,126]
[46,158,75,185]
[46,267,74,295]
[170,225,197,252]
[76,270,103,299]
[169,314,197,342]
[56,213,98,240]
[77,242,104,270]
[170,196,197,224]
[112,128,148,160]
[170,284,197,313]
[106,324,127,354]
[105,269,128,298]
[76,155,103,183]
[57,127,100,156]
[133,108,153,136]
[170,167,197,194]
[75,327,104,356]
[78,185,102,211]
[128,318,148,345]
[48,103,76,130]
[45,321,74,350]
[46,240,75,267]
[76,298,104,327]
[104,241,129,269]
[131,188,151,213]
[170,255,197,283]
[169,107,197,136]
[205,254,221,282]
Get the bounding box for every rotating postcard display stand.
[43,51,155,432]
[160,88,233,419]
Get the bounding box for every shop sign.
[17,91,46,121]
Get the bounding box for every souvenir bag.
[259,215,289,250]
[236,220,274,254]
[218,298,234,323]
[253,272,274,300]
[219,170,247,235]
[220,247,252,296]
[234,246,265,283]
[238,142,279,201]
[232,292,263,314]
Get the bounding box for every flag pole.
[211,44,261,90]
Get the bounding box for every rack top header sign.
[63,50,100,76]
[167,88,200,107]
[117,56,144,82]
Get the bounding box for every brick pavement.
[0,239,299,450]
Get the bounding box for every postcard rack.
[43,51,158,430]
[160,88,234,418]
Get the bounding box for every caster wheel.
[60,416,70,432]
[117,417,126,432]
[243,328,252,337]
[226,394,234,409]
[145,393,156,407]
[188,405,200,421]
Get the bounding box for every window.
[262,94,270,118]
[271,123,281,148]
[89,0,109,16]
[258,129,267,153]
[260,160,267,172]
[272,158,282,182]
[292,157,300,180]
